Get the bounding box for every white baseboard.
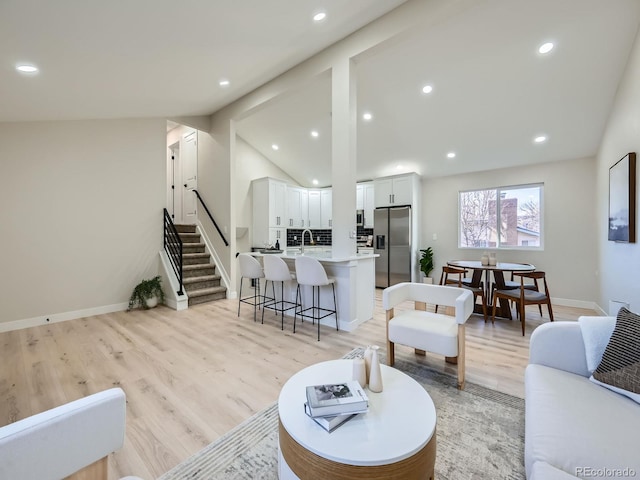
[550,297,599,311]
[0,303,129,333]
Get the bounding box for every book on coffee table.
[303,402,363,433]
[305,380,369,417]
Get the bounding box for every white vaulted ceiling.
[3,0,640,183]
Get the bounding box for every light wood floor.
[0,291,597,480]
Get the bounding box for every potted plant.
[128,276,165,310]
[419,247,434,284]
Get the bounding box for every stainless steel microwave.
[356,209,364,226]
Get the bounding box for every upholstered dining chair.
[437,267,487,321]
[261,254,298,329]
[492,271,553,335]
[237,253,271,322]
[383,282,474,389]
[294,256,338,341]
[491,264,542,316]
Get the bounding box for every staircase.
[175,225,227,306]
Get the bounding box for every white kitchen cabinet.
[252,177,287,247]
[320,188,332,228]
[356,184,364,210]
[362,182,375,228]
[308,189,322,228]
[374,174,415,207]
[287,186,308,228]
[268,228,286,247]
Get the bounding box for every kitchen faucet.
[301,229,313,254]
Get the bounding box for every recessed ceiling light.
[16,64,38,73]
[312,179,319,185]
[538,42,554,54]
[271,144,279,151]
[219,79,230,87]
[396,164,403,170]
[422,85,433,94]
[362,112,373,121]
[313,12,326,22]
[311,130,319,138]
[534,135,547,143]
[447,152,456,159]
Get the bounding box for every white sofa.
[0,387,143,480]
[525,319,640,479]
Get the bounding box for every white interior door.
[182,131,198,224]
[167,142,181,221]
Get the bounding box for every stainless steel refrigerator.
[374,206,412,288]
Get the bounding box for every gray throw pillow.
[591,307,640,403]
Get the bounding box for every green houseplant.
[128,276,165,310]
[419,247,434,282]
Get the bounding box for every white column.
[331,57,357,258]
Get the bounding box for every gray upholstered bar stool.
[294,256,338,341]
[261,255,299,329]
[237,253,270,322]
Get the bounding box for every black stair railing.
[163,208,184,295]
[192,189,229,247]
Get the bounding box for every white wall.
[0,119,166,325]
[597,28,640,314]
[235,136,298,253]
[422,156,598,305]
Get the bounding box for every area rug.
[158,348,525,480]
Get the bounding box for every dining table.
[446,260,535,319]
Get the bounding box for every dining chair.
[491,271,553,335]
[438,267,487,322]
[491,265,542,316]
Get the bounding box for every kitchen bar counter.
[249,250,378,332]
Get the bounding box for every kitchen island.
[251,250,378,332]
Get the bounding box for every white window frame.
[458,183,544,250]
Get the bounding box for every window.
[459,184,543,249]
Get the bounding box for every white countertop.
[252,250,378,262]
[278,359,436,466]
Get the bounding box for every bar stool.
[261,255,299,330]
[237,253,271,322]
[294,256,338,341]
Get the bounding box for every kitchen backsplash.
[287,229,332,246]
[286,227,374,247]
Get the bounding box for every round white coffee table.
[278,359,436,480]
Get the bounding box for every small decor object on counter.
[304,403,360,433]
[481,251,489,266]
[128,276,165,311]
[489,252,497,266]
[352,358,367,388]
[368,345,384,393]
[275,239,280,250]
[364,345,374,385]
[305,380,369,417]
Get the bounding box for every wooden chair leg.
[491,292,498,323]
[547,300,554,322]
[457,324,466,390]
[387,340,395,367]
[520,303,526,336]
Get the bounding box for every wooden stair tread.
[183,275,221,284]
[187,286,227,297]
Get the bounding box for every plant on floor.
[419,247,434,278]
[128,276,165,310]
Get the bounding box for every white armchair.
[383,282,474,389]
[0,387,142,480]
